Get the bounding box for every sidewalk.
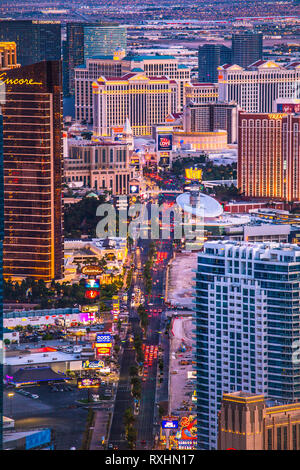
[89,410,110,450]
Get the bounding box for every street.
[108,218,174,449]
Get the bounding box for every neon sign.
[185,168,202,181]
[0,72,42,86]
[267,113,287,120]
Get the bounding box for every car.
[31,394,39,399]
[108,444,113,449]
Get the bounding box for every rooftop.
[5,350,81,366]
[203,240,300,254]
[8,366,69,384]
[125,54,176,61]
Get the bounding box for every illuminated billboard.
[129,184,139,194]
[159,154,170,166]
[162,418,179,429]
[185,168,202,181]
[85,279,100,289]
[96,346,111,356]
[82,360,105,369]
[85,289,99,299]
[112,295,119,310]
[81,305,99,313]
[157,134,173,151]
[77,378,100,389]
[96,333,112,346]
[80,311,95,323]
[277,103,300,113]
[81,265,103,276]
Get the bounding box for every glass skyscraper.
[83,24,127,61]
[198,44,232,83]
[63,22,127,96]
[0,20,61,67]
[2,61,64,281]
[232,31,263,68]
[63,23,85,97]
[194,240,300,449]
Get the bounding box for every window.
[277,427,281,450]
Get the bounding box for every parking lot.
[3,383,89,450]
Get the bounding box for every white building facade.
[195,240,300,449]
[92,72,177,137]
[218,60,300,113]
[75,53,190,123]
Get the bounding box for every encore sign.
[0,72,42,86]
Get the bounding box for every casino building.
[2,61,64,281]
[238,111,300,201]
[65,138,137,194]
[184,82,218,105]
[0,42,20,71]
[218,60,300,113]
[218,392,300,450]
[92,72,177,137]
[75,53,190,123]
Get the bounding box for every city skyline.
[0,0,300,455]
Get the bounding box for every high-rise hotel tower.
[92,72,177,136]
[218,60,300,113]
[238,111,300,202]
[195,240,300,449]
[2,61,64,281]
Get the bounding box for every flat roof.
[4,429,50,442]
[9,366,69,384]
[5,350,81,366]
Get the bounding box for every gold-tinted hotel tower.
[2,61,64,281]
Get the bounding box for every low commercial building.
[173,130,228,151]
[183,102,238,144]
[218,391,300,450]
[4,428,54,450]
[3,328,19,345]
[224,222,291,243]
[65,133,138,195]
[64,238,127,281]
[4,307,81,328]
[4,349,83,376]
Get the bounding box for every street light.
[7,391,14,418]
